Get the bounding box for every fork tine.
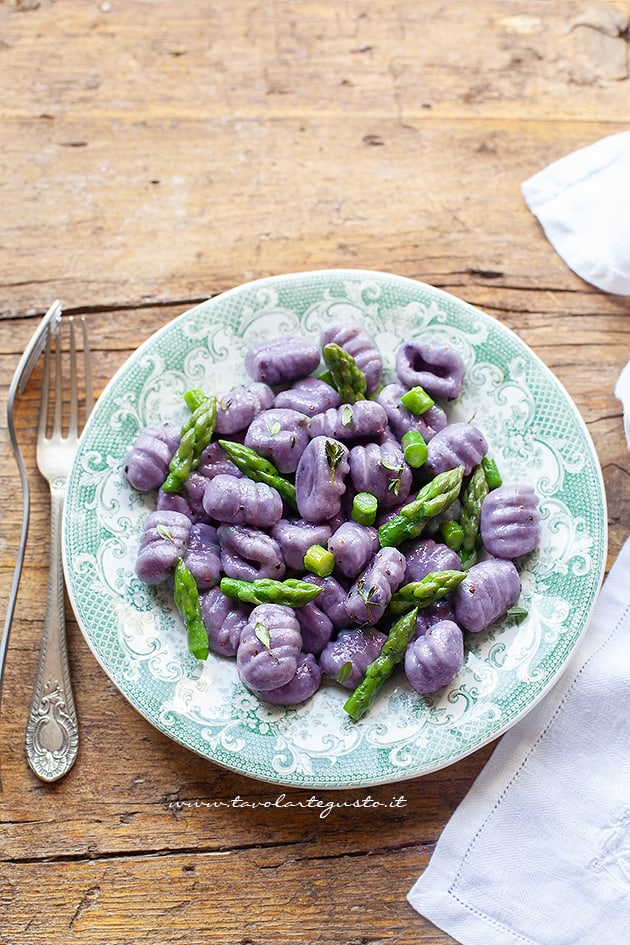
[81,317,94,417]
[53,322,63,435]
[38,324,53,442]
[68,317,78,439]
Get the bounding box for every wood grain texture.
[1,1,630,942]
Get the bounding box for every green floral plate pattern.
[63,270,607,788]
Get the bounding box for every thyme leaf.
[325,439,346,484]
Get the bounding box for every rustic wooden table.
[1,1,630,942]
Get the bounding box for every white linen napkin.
[408,538,630,945]
[521,130,630,295]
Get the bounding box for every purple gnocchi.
[319,628,387,689]
[126,321,541,716]
[452,557,521,633]
[295,436,350,523]
[244,407,309,474]
[396,339,465,400]
[218,524,285,581]
[327,521,379,579]
[412,599,455,639]
[404,538,462,584]
[245,335,321,385]
[157,471,208,522]
[203,474,283,527]
[302,575,350,628]
[237,604,302,691]
[255,652,322,705]
[376,383,447,441]
[349,439,413,509]
[135,510,192,585]
[425,422,488,477]
[271,518,332,571]
[125,422,180,492]
[480,484,541,559]
[404,619,464,694]
[199,587,250,657]
[295,603,334,655]
[346,547,406,625]
[196,441,243,480]
[215,382,274,435]
[308,401,388,442]
[183,522,221,591]
[320,321,382,394]
[274,376,340,417]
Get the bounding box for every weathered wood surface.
[1,1,630,943]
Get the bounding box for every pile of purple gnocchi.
[124,321,540,719]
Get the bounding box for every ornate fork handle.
[24,481,78,781]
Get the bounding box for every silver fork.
[24,315,93,782]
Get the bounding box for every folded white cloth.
[521,130,630,295]
[408,537,630,945]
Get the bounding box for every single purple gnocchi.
[157,471,208,522]
[237,604,302,691]
[302,575,349,628]
[271,518,332,571]
[245,335,321,385]
[135,510,192,585]
[396,339,465,400]
[376,383,447,441]
[295,436,350,523]
[327,521,379,579]
[412,600,455,640]
[295,603,334,655]
[307,401,388,441]
[202,474,283,527]
[182,523,221,591]
[215,382,274,435]
[124,422,180,492]
[274,376,340,417]
[404,619,464,694]
[196,441,243,480]
[349,439,413,509]
[320,321,383,394]
[217,524,285,581]
[199,587,250,657]
[404,538,462,584]
[346,547,406,625]
[452,557,521,633]
[296,578,349,654]
[319,628,387,689]
[244,407,310,473]
[255,652,322,705]
[480,484,540,559]
[425,421,488,477]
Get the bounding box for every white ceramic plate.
[63,270,607,788]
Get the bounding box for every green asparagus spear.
[400,386,435,415]
[389,569,467,615]
[173,558,209,660]
[401,429,428,468]
[217,439,297,510]
[303,544,335,577]
[458,463,489,567]
[343,607,419,721]
[162,391,217,494]
[440,519,465,552]
[352,492,378,526]
[481,455,503,490]
[322,342,367,404]
[378,465,465,547]
[219,576,322,608]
